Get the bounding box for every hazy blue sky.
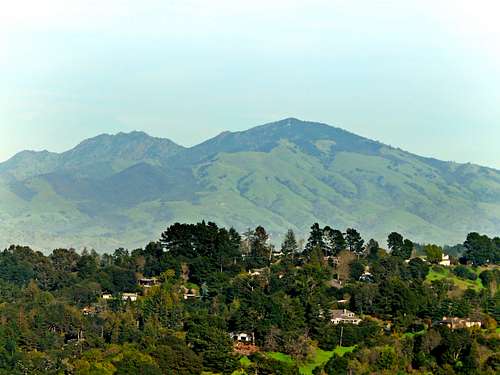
[1,1,500,167]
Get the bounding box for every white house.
[359,272,374,283]
[102,293,113,300]
[331,309,362,325]
[248,268,267,277]
[439,254,451,266]
[139,277,159,288]
[181,285,199,300]
[438,317,481,329]
[122,293,139,302]
[230,332,254,343]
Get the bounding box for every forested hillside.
[0,223,498,374]
[2,118,500,250]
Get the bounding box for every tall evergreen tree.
[387,232,404,254]
[346,228,364,254]
[249,226,271,267]
[366,239,380,260]
[331,229,346,255]
[389,233,413,260]
[304,223,325,256]
[322,226,335,256]
[281,229,299,257]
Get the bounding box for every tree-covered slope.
[1,118,500,250]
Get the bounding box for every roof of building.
[331,309,358,319]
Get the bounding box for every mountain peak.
[62,131,184,169]
[2,118,500,250]
[74,130,160,147]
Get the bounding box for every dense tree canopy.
[0,223,497,374]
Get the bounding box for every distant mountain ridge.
[0,131,183,180]
[1,118,500,251]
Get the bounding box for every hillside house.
[272,249,284,258]
[439,254,451,266]
[331,309,362,325]
[181,285,199,300]
[359,272,374,283]
[122,293,139,302]
[437,317,481,329]
[82,306,97,316]
[230,332,254,343]
[248,268,267,277]
[139,277,159,288]
[101,293,113,300]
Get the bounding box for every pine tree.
[387,232,404,254]
[346,228,364,254]
[366,239,380,259]
[250,226,271,267]
[331,229,347,255]
[305,223,325,256]
[281,229,298,257]
[322,226,335,256]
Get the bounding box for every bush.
[248,354,300,375]
[452,265,477,281]
[479,269,500,287]
[324,352,355,375]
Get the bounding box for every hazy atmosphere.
[1,0,500,167]
[1,2,500,374]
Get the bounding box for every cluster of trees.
[303,224,365,257]
[0,222,498,374]
[462,232,500,266]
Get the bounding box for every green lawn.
[239,356,252,367]
[267,351,294,364]
[403,330,426,338]
[426,267,484,291]
[333,346,356,356]
[299,348,333,375]
[266,346,357,375]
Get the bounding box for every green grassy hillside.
[2,118,500,251]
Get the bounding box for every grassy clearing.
[299,348,333,375]
[403,330,426,338]
[426,267,484,291]
[266,346,357,375]
[333,346,356,356]
[239,356,252,367]
[299,347,356,375]
[267,351,295,364]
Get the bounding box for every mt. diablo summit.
[1,118,500,250]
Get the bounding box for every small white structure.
[331,309,362,325]
[181,286,199,300]
[102,293,113,300]
[439,254,451,267]
[82,306,97,316]
[248,268,266,277]
[231,332,253,343]
[139,277,159,288]
[122,293,139,302]
[438,317,481,329]
[272,250,284,258]
[359,272,374,283]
